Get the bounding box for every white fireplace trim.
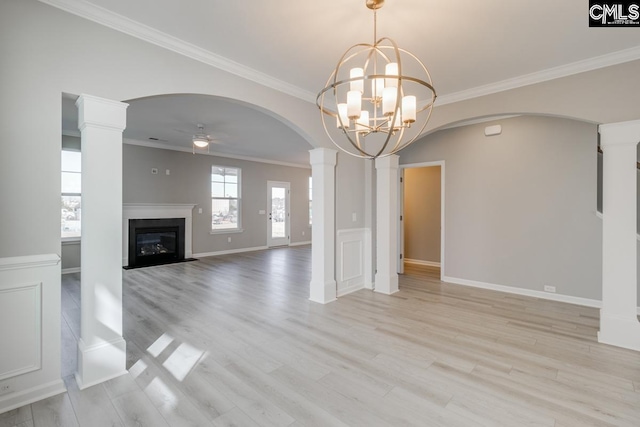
[123,203,196,266]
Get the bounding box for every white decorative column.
[375,155,399,295]
[598,119,640,351]
[76,94,129,388]
[309,148,337,304]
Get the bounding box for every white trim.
[404,259,441,268]
[290,240,311,247]
[437,46,640,106]
[0,254,60,272]
[209,228,244,235]
[124,138,310,169]
[193,246,269,258]
[38,0,316,103]
[0,379,66,415]
[400,161,445,281]
[594,211,640,241]
[61,237,81,245]
[443,276,640,314]
[337,283,364,297]
[62,267,81,275]
[39,4,640,109]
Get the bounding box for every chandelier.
[316,0,436,159]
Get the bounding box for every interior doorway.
[399,161,445,280]
[267,181,290,247]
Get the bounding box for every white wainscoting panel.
[0,254,65,413]
[336,228,369,297]
[0,282,41,380]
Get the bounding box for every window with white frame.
[61,150,81,238]
[308,176,312,226]
[211,166,241,231]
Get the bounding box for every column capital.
[309,148,337,166]
[76,94,128,132]
[375,154,399,170]
[599,119,640,148]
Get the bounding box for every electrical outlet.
[302,231,305,236]
[544,285,556,293]
[227,237,231,243]
[151,168,158,175]
[0,382,12,396]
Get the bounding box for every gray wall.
[404,166,441,264]
[123,144,312,255]
[399,115,604,301]
[335,152,366,231]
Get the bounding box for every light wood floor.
[2,246,640,426]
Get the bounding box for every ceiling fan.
[192,123,215,152]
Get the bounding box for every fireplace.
[127,218,185,268]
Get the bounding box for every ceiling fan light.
[193,137,209,148]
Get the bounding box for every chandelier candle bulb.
[356,110,369,133]
[402,95,416,123]
[347,91,362,119]
[337,103,350,128]
[382,87,397,116]
[350,68,364,93]
[371,78,385,100]
[385,62,398,87]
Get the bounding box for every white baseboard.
[404,258,441,268]
[337,283,365,297]
[62,267,81,275]
[443,275,640,314]
[0,379,66,414]
[193,246,269,258]
[290,240,311,247]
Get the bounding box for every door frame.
[399,161,445,280]
[267,181,290,247]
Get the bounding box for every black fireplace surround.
[128,218,185,268]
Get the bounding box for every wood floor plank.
[64,376,123,427]
[0,406,32,427]
[52,248,640,427]
[110,390,170,427]
[31,393,79,427]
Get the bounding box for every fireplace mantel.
[122,204,196,266]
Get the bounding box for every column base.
[598,310,640,351]
[374,273,399,295]
[76,337,127,390]
[309,279,337,304]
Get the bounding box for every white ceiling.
[57,0,640,165]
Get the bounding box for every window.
[211,166,241,231]
[61,150,81,238]
[309,176,312,226]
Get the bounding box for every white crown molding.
[38,0,316,103]
[40,1,640,108]
[123,138,311,169]
[436,45,640,106]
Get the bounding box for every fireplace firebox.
[127,218,185,268]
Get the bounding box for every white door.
[267,181,290,247]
